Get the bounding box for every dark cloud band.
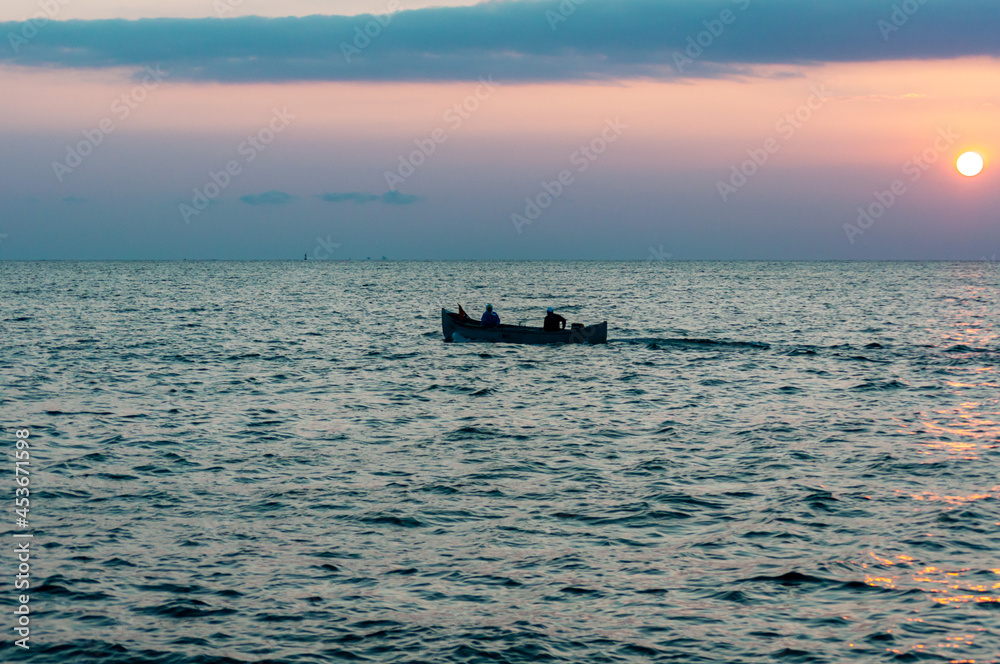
[1,0,997,82]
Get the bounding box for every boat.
[442,309,607,344]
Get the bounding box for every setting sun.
[957,151,984,177]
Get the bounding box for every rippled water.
[1,260,998,663]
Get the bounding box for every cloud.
[380,191,421,205]
[1,0,998,82]
[239,191,293,205]
[320,192,381,204]
[320,191,422,205]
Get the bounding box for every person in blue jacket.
[481,303,500,328]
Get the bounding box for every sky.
[0,0,998,260]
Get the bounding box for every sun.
[956,151,984,177]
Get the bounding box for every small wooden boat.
[442,309,607,344]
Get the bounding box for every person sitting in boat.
[543,307,567,331]
[481,304,500,328]
[458,304,472,321]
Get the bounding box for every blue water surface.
[1,260,998,663]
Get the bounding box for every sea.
[1,260,998,664]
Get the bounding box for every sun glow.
[956,151,984,177]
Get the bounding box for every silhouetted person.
[481,303,500,328]
[543,307,566,331]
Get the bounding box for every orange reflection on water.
[869,551,898,566]
[860,549,996,661]
[908,488,998,505]
[939,300,999,348]
[861,554,1000,607]
[864,574,897,589]
[933,595,999,605]
[910,399,1000,460]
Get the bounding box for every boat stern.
[441,308,455,342]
